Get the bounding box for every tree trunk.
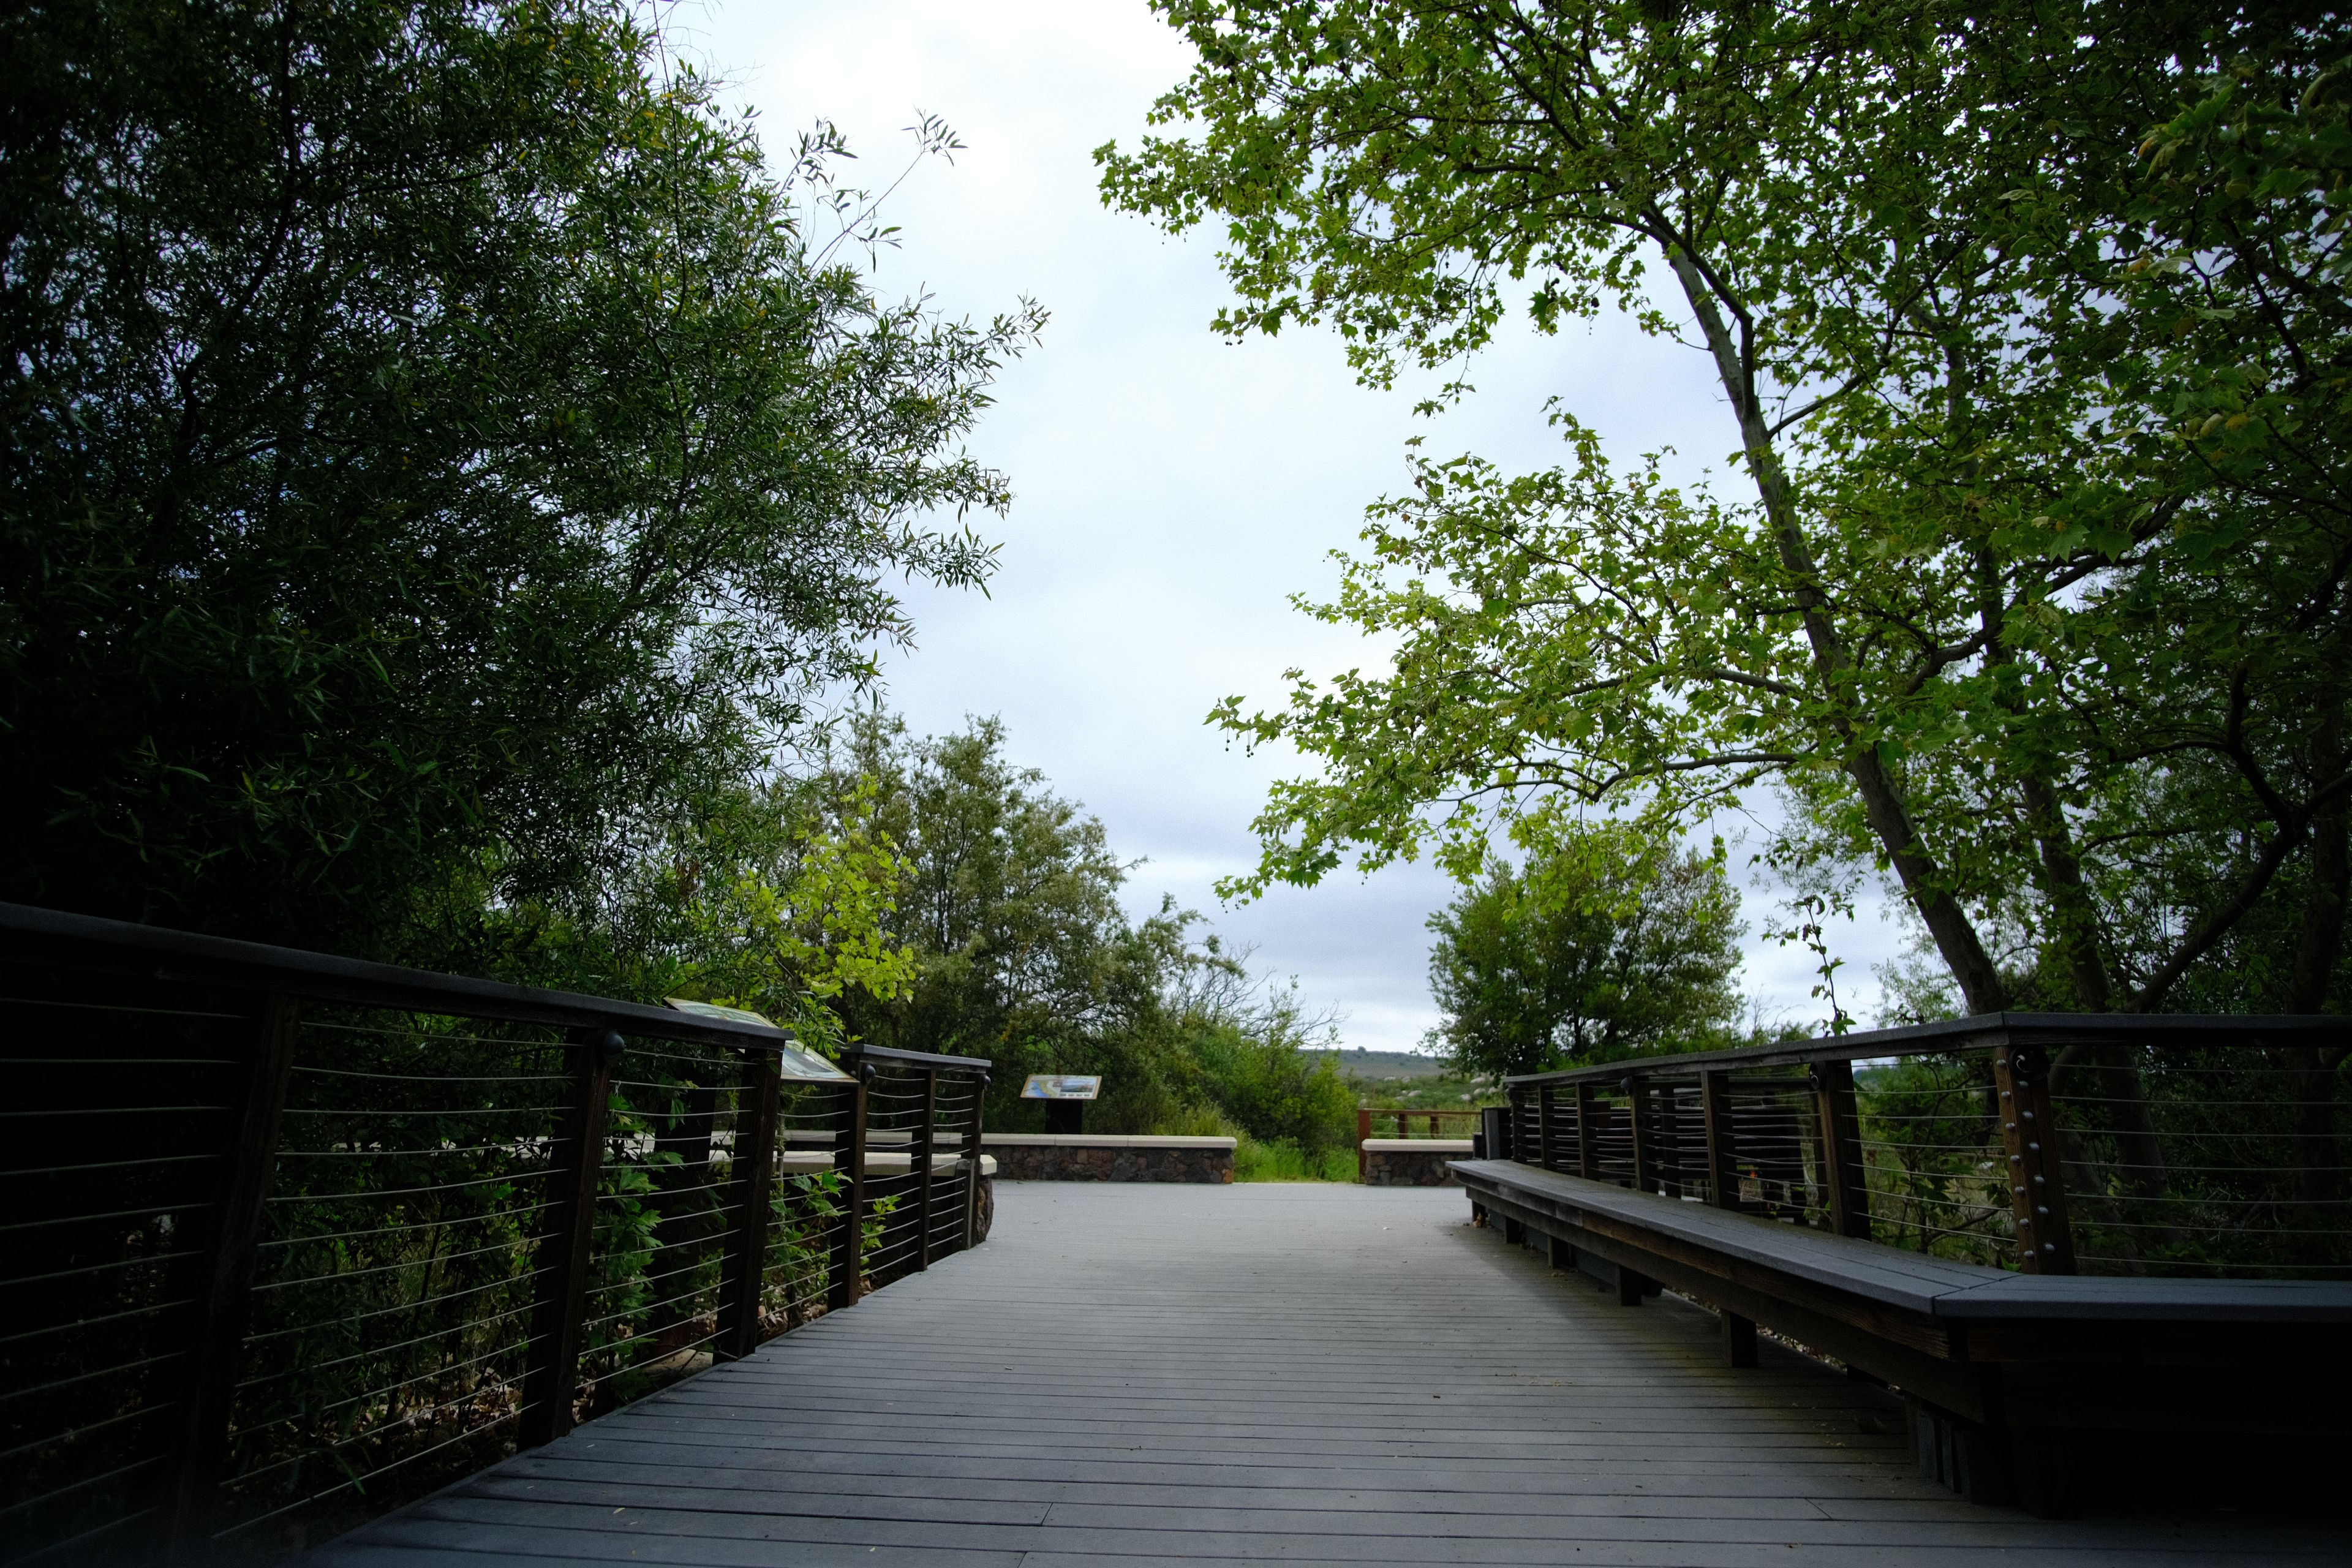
[1664,245,2007,1014]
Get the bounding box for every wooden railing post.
[1698,1068,1760,1365]
[715,1042,781,1360]
[518,1027,622,1449]
[158,992,300,1561]
[828,1063,872,1310]
[1537,1087,1558,1171]
[1994,1042,2077,1274]
[1627,1076,1657,1194]
[914,1069,937,1272]
[1574,1083,1599,1180]
[1809,1058,1872,1240]
[1721,1309,1758,1369]
[961,1071,988,1252]
[1700,1069,1740,1210]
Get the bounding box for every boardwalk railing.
[1353,1107,1483,1180]
[0,902,989,1566]
[1496,1013,2352,1277]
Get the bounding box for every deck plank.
[304,1183,2346,1566]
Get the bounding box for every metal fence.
[0,903,989,1565]
[1498,1014,2352,1278]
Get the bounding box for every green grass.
[1233,1136,1357,1183]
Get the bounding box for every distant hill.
[1316,1047,1453,1080]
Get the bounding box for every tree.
[1426,824,1742,1079]
[817,715,1194,1123]
[496,774,925,1049]
[818,713,1362,1147]
[1163,954,1356,1156]
[2,0,1039,956]
[1100,0,2351,1021]
[830,716,1172,1055]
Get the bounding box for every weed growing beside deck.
[1233,1136,1357,1181]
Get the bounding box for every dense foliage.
[1100,0,2351,1027]
[1426,823,1743,1077]
[2,0,1038,957]
[824,715,1357,1155]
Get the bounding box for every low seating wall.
[1361,1137,1474,1186]
[775,1148,997,1178]
[984,1134,1235,1183]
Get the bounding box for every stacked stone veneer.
[984,1134,1235,1183]
[1362,1138,1474,1186]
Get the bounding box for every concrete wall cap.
[1361,1138,1476,1153]
[785,1128,930,1147]
[982,1133,1237,1150]
[777,1150,997,1176]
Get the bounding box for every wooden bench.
[1453,1157,2352,1513]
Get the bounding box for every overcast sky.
[682,0,1912,1053]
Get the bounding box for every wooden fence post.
[962,1071,988,1252]
[1700,1069,1740,1210]
[914,1069,937,1273]
[828,1064,872,1310]
[158,993,300,1561]
[1994,1043,2077,1275]
[1575,1083,1599,1180]
[1809,1059,1872,1240]
[518,1027,622,1449]
[715,1042,780,1360]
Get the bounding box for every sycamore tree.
[1099,0,2351,1025]
[2,0,1040,956]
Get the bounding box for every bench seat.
[1456,1159,2352,1322]
[1452,1157,2352,1511]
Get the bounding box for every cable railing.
[1497,1013,2352,1279]
[0,902,990,1566]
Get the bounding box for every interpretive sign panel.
[665,998,853,1082]
[1021,1074,1102,1101]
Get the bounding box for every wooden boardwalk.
[311,1184,2348,1567]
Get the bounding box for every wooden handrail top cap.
[1502,1009,2352,1088]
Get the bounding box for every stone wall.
[985,1134,1235,1183]
[1362,1138,1474,1186]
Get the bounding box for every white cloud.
[687,0,1903,1049]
